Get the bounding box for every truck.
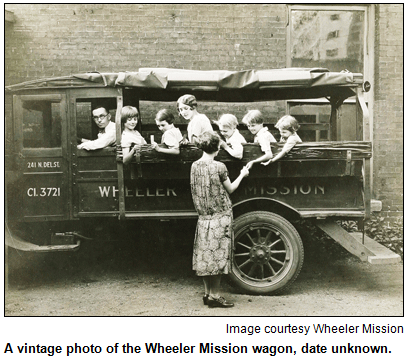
[5,67,400,294]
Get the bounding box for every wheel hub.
[250,245,270,264]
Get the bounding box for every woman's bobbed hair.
[196,131,220,154]
[177,94,198,111]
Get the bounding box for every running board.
[316,220,401,264]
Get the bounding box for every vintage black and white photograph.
[4,3,403,316]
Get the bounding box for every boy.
[151,109,183,155]
[217,114,247,159]
[242,110,276,169]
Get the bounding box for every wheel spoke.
[235,252,250,257]
[245,232,256,245]
[248,263,257,277]
[268,238,282,248]
[256,229,262,243]
[269,256,284,266]
[237,241,251,250]
[270,250,287,254]
[259,264,264,279]
[266,262,276,276]
[238,258,252,269]
[265,230,273,244]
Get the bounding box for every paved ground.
[4,232,403,316]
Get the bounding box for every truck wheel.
[230,211,304,294]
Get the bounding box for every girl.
[261,115,302,166]
[190,131,249,308]
[217,114,247,159]
[151,109,183,155]
[177,94,213,145]
[121,106,147,165]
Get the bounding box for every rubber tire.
[229,211,304,295]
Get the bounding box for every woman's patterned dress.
[190,160,233,276]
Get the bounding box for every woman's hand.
[240,166,250,177]
[245,161,254,170]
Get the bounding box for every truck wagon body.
[7,68,393,294]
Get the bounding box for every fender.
[232,197,301,220]
[5,223,80,252]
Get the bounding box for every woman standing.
[190,131,249,308]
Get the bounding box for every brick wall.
[373,4,403,220]
[5,4,286,83]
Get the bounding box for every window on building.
[289,7,365,74]
[287,5,373,142]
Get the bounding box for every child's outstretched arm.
[261,149,287,166]
[246,150,273,169]
[261,137,298,165]
[151,142,180,155]
[222,166,249,194]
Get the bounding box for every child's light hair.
[242,110,264,125]
[121,106,140,131]
[275,115,300,133]
[121,106,139,121]
[216,114,238,129]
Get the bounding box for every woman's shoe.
[203,294,209,305]
[207,296,234,308]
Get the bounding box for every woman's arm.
[222,166,249,194]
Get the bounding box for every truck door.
[70,90,122,217]
[13,94,70,221]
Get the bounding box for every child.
[121,106,147,165]
[151,109,183,155]
[217,114,247,159]
[241,110,276,169]
[177,94,213,145]
[190,131,249,308]
[262,115,302,166]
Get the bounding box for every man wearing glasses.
[77,106,116,150]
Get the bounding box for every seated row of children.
[120,94,302,166]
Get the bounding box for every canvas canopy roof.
[5,68,363,102]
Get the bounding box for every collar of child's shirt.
[255,126,269,137]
